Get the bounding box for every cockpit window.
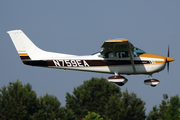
[133,47,146,57]
[104,52,114,58]
[98,52,114,58]
[116,51,129,58]
[97,47,146,58]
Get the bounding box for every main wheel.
[115,82,125,86]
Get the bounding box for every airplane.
[7,29,175,87]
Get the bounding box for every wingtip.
[7,29,22,34]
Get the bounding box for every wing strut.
[127,43,136,73]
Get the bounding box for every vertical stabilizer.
[7,29,77,63]
[7,29,44,61]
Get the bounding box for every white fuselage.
[39,52,167,75]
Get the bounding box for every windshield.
[133,47,146,57]
[91,51,100,55]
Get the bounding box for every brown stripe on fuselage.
[23,59,165,68]
[45,60,150,67]
[23,60,48,66]
[86,60,150,66]
[19,56,31,60]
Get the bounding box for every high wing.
[101,39,136,72]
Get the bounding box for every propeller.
[167,45,169,73]
[165,45,174,73]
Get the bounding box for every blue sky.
[1,1,180,114]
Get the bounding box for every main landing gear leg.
[149,74,153,79]
[108,72,128,86]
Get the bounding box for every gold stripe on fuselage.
[139,53,166,59]
[154,61,165,64]
[18,51,28,56]
[140,53,166,64]
[18,53,28,56]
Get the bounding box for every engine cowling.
[144,79,160,87]
[108,76,128,86]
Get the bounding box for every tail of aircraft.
[7,29,75,62]
[7,29,46,61]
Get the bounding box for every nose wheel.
[144,75,160,87]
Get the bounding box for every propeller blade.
[167,61,169,73]
[167,45,170,73]
[167,45,169,57]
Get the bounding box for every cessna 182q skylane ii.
[7,29,174,87]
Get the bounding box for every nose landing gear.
[144,75,160,87]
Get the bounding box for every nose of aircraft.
[165,56,174,73]
[166,57,175,62]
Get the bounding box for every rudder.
[7,29,44,61]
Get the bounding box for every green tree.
[31,93,64,120]
[105,89,146,120]
[164,95,180,120]
[66,77,146,120]
[59,107,76,120]
[147,94,169,120]
[159,94,169,120]
[0,80,38,119]
[0,80,74,120]
[120,90,146,119]
[83,111,103,120]
[65,77,121,119]
[147,106,159,120]
[104,94,121,119]
[148,94,180,120]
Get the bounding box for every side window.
[108,52,114,58]
[100,52,114,58]
[116,51,129,58]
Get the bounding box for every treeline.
[0,78,179,120]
